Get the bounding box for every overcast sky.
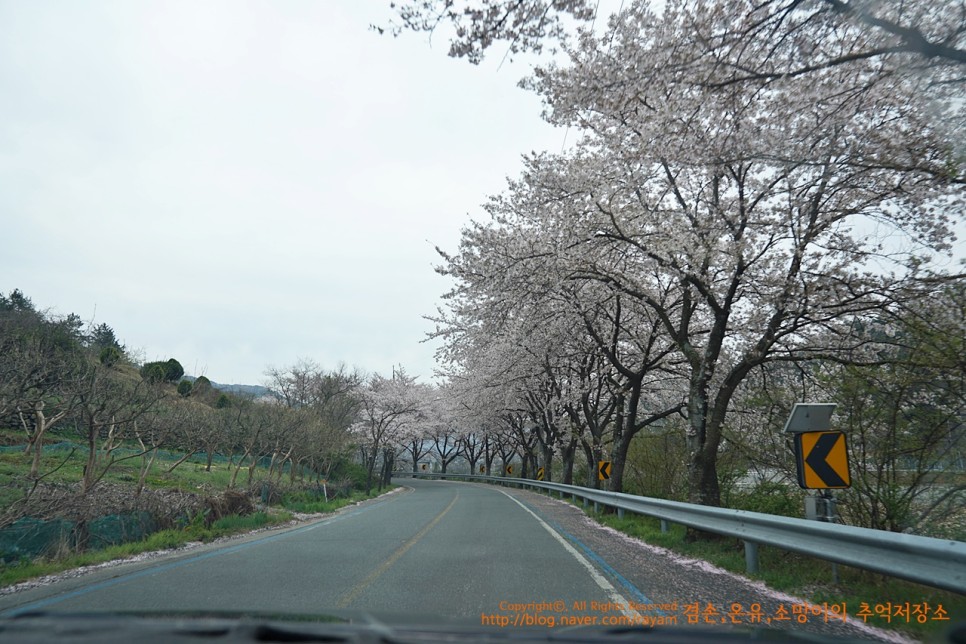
[0,1,569,386]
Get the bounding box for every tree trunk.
[560,437,576,485]
[29,403,48,479]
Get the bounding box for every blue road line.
[542,515,665,616]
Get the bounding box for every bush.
[193,376,212,394]
[202,490,254,527]
[99,346,122,367]
[140,362,166,382]
[177,380,192,397]
[164,359,184,382]
[328,459,370,491]
[729,481,803,517]
[139,359,184,383]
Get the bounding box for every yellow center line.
[336,491,460,609]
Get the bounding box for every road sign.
[536,467,545,481]
[794,431,850,489]
[598,461,612,481]
[420,463,427,471]
[506,465,513,475]
[479,465,485,473]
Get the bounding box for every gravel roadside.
[500,484,919,644]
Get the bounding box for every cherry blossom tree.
[354,368,425,493]
[428,0,964,522]
[387,0,966,78]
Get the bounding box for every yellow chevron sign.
[536,467,545,481]
[598,461,612,481]
[794,431,850,489]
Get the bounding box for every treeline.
[389,0,966,536]
[0,291,374,517]
[2,284,962,537]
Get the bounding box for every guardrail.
[393,472,966,595]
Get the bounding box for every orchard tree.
[74,362,167,493]
[0,296,91,478]
[264,360,363,482]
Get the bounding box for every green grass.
[0,509,294,588]
[0,431,387,589]
[583,508,963,640]
[0,445,244,497]
[280,488,393,514]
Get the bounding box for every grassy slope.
[0,430,390,588]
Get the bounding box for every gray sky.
[0,1,565,385]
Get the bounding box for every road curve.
[0,479,910,641]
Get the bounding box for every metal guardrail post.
[661,519,669,533]
[745,541,760,574]
[618,507,625,519]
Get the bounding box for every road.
[0,479,907,641]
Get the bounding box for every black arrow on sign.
[598,462,611,480]
[805,433,846,487]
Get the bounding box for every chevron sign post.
[794,431,851,489]
[783,403,850,490]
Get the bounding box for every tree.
[164,358,184,382]
[140,362,167,382]
[387,0,966,74]
[139,358,184,383]
[99,346,122,367]
[514,2,962,513]
[824,291,965,533]
[0,296,90,478]
[426,0,964,525]
[354,368,424,493]
[383,0,594,64]
[74,361,167,493]
[177,379,193,397]
[263,360,362,483]
[88,322,124,353]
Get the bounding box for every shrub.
[164,358,184,382]
[99,346,122,367]
[729,481,803,518]
[140,362,166,382]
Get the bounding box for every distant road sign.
[479,465,485,473]
[536,467,545,481]
[598,461,612,481]
[794,431,850,489]
[506,465,513,475]
[420,463,427,471]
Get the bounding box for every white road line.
[494,487,638,619]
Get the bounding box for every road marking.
[336,492,460,609]
[493,488,638,619]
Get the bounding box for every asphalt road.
[0,479,909,641]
